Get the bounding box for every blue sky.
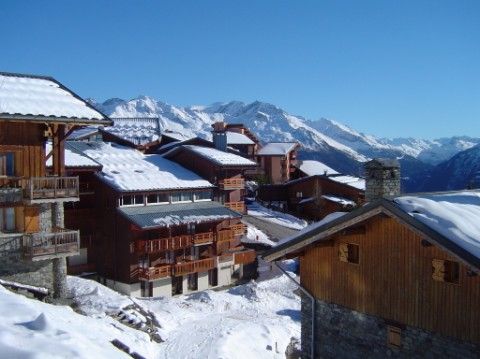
[1,1,479,138]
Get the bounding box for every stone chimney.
[365,158,401,202]
[212,121,227,152]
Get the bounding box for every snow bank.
[247,201,308,230]
[0,284,155,358]
[242,224,277,247]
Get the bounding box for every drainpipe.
[274,262,315,359]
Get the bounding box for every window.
[0,208,15,232]
[147,193,169,204]
[171,192,192,203]
[187,223,195,234]
[187,273,198,291]
[194,191,211,201]
[432,259,459,284]
[387,325,401,348]
[0,153,15,177]
[338,243,359,264]
[120,194,144,206]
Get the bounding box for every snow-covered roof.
[395,191,480,261]
[102,117,161,146]
[182,145,257,167]
[45,142,100,168]
[226,131,254,145]
[67,141,213,192]
[67,127,100,140]
[321,195,356,206]
[298,160,339,176]
[329,175,365,190]
[0,72,109,123]
[119,201,240,228]
[257,142,298,156]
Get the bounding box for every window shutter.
[339,243,348,262]
[432,259,446,281]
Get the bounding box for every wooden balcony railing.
[218,178,245,190]
[193,232,214,245]
[137,235,191,253]
[174,257,216,276]
[0,187,23,204]
[24,228,80,259]
[231,223,246,237]
[233,249,257,265]
[138,265,172,281]
[224,201,245,213]
[26,177,79,201]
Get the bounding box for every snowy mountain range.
[89,96,480,192]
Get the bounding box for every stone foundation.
[0,253,54,292]
[302,298,479,358]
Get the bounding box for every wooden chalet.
[64,141,255,297]
[258,173,365,221]
[0,71,111,297]
[257,142,300,184]
[264,159,480,358]
[163,144,258,214]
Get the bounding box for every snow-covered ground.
[241,224,277,247]
[0,265,301,359]
[247,201,308,230]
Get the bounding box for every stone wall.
[0,253,54,291]
[365,162,401,202]
[301,298,479,358]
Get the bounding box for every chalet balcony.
[24,228,80,260]
[138,265,172,281]
[231,223,246,237]
[224,201,245,213]
[233,249,257,265]
[136,235,192,254]
[218,178,245,190]
[174,257,216,276]
[192,232,214,245]
[25,177,79,203]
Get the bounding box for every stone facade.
[365,159,401,202]
[301,298,480,358]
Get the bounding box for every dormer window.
[119,194,144,207]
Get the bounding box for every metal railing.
[24,228,80,258]
[0,188,23,204]
[25,177,79,200]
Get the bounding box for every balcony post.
[52,201,68,298]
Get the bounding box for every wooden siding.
[300,215,480,344]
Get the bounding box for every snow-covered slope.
[90,96,480,191]
[309,118,480,165]
[421,144,480,191]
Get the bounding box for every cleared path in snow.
[242,215,299,242]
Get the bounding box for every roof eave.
[0,114,112,126]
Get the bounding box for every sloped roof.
[257,142,298,156]
[46,142,100,168]
[328,175,365,190]
[119,201,241,229]
[103,117,161,146]
[166,145,257,167]
[0,72,110,124]
[67,127,100,140]
[264,190,480,272]
[226,131,254,145]
[297,160,339,176]
[67,141,213,192]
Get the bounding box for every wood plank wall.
[300,215,480,343]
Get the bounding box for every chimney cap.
[365,158,400,169]
[212,121,226,132]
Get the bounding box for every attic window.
[432,259,459,284]
[339,243,359,264]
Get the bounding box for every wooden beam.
[52,124,66,176]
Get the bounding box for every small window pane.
[134,195,144,205]
[122,196,133,206]
[171,193,181,202]
[194,191,211,201]
[181,192,192,202]
[158,193,169,203]
[147,194,158,204]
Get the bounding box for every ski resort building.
[0,71,111,298]
[163,142,258,214]
[62,141,255,297]
[258,159,365,221]
[264,159,480,358]
[257,142,300,184]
